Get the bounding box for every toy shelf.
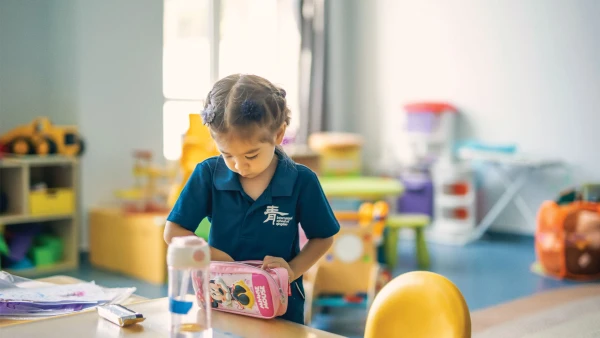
[0,155,79,276]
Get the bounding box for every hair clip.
[201,105,216,125]
[278,89,286,98]
[240,100,264,121]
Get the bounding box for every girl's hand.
[262,255,295,282]
[210,246,234,262]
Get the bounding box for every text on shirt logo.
[263,205,293,226]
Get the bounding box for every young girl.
[164,74,340,324]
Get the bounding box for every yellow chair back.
[365,271,471,338]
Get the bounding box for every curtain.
[296,0,327,145]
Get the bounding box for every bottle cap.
[167,236,210,269]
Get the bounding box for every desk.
[1,276,343,338]
[1,298,343,338]
[319,176,404,200]
[0,275,148,328]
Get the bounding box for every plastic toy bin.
[431,163,476,234]
[29,235,64,266]
[309,132,363,177]
[29,188,74,215]
[404,102,457,144]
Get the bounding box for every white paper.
[0,271,137,319]
[0,283,110,303]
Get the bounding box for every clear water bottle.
[167,236,211,337]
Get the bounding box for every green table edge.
[318,176,404,198]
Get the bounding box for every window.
[163,0,301,161]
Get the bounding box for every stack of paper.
[0,272,136,320]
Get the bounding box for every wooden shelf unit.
[0,155,80,276]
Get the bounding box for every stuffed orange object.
[536,200,600,280]
[365,271,471,338]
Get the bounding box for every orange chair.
[365,271,471,338]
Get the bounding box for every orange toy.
[358,202,374,226]
[167,114,220,207]
[358,201,390,243]
[536,200,600,280]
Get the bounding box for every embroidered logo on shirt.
[263,206,293,226]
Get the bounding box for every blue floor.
[40,233,589,338]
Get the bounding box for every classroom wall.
[375,0,600,234]
[75,0,164,249]
[0,0,78,128]
[0,0,164,249]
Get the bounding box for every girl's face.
[214,127,285,179]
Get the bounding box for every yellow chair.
[365,271,471,338]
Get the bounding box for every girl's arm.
[268,169,339,281]
[164,221,195,243]
[209,246,234,262]
[289,236,334,281]
[164,221,234,262]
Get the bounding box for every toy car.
[0,117,84,156]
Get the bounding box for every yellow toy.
[303,202,392,325]
[358,201,389,244]
[365,271,471,338]
[115,150,176,213]
[0,117,84,156]
[167,114,220,207]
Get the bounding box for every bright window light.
[219,0,301,133]
[163,0,301,160]
[163,0,211,100]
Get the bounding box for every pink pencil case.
[193,260,289,319]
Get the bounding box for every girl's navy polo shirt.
[167,153,340,324]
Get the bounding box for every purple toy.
[396,173,434,218]
[5,224,42,261]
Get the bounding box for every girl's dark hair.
[201,74,291,143]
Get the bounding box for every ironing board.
[458,149,564,243]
